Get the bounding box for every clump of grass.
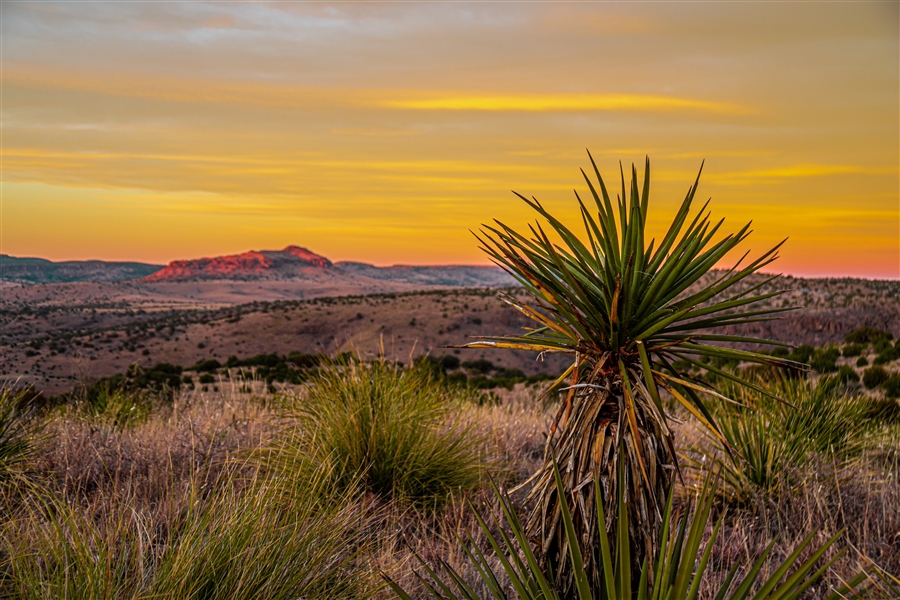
[72,386,152,429]
[1,497,148,599]
[149,465,380,600]
[2,464,381,600]
[0,385,45,494]
[275,359,494,507]
[703,375,880,504]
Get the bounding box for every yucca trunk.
[520,354,675,594]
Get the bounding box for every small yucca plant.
[459,153,802,593]
[387,457,863,600]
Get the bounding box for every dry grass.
[2,375,898,598]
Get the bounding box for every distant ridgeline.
[0,255,162,284]
[0,246,515,287]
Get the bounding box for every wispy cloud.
[381,93,749,114]
[709,164,898,184]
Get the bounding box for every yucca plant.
[459,153,802,592]
[387,457,863,600]
[705,374,878,504]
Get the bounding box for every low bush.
[810,346,840,373]
[845,326,892,345]
[863,366,889,389]
[842,343,866,357]
[873,345,900,365]
[883,373,900,399]
[857,356,869,367]
[835,365,860,386]
[276,360,493,506]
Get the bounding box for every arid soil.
[2,273,899,395]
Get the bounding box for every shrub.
[845,326,892,345]
[810,346,840,373]
[789,344,816,364]
[279,360,492,506]
[842,343,866,357]
[873,345,900,365]
[461,359,494,374]
[189,359,221,373]
[77,387,151,429]
[835,365,860,386]
[439,354,460,371]
[863,366,889,389]
[884,373,900,398]
[198,373,215,385]
[857,356,869,367]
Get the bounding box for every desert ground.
[2,273,899,396]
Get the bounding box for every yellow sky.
[1,2,898,278]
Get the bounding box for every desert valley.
[3,246,900,397]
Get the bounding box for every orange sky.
[1,2,898,278]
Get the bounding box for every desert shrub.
[439,355,460,371]
[857,356,869,367]
[277,360,492,506]
[862,396,900,423]
[863,366,889,389]
[445,371,468,386]
[835,365,860,386]
[845,326,892,345]
[788,344,816,364]
[810,346,840,373]
[189,359,221,373]
[461,359,495,374]
[883,373,900,399]
[873,345,900,365]
[842,343,866,357]
[198,373,215,385]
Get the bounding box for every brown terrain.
[2,246,899,395]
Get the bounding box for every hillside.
[0,255,162,284]
[2,274,899,395]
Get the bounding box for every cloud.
[709,164,898,184]
[381,93,749,114]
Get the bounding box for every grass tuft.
[271,359,495,507]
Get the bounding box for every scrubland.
[1,345,898,599]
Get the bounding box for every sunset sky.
[2,2,898,278]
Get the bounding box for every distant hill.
[143,246,334,281]
[143,245,514,287]
[0,255,162,284]
[334,262,515,287]
[0,246,516,289]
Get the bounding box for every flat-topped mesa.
[142,246,332,282]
